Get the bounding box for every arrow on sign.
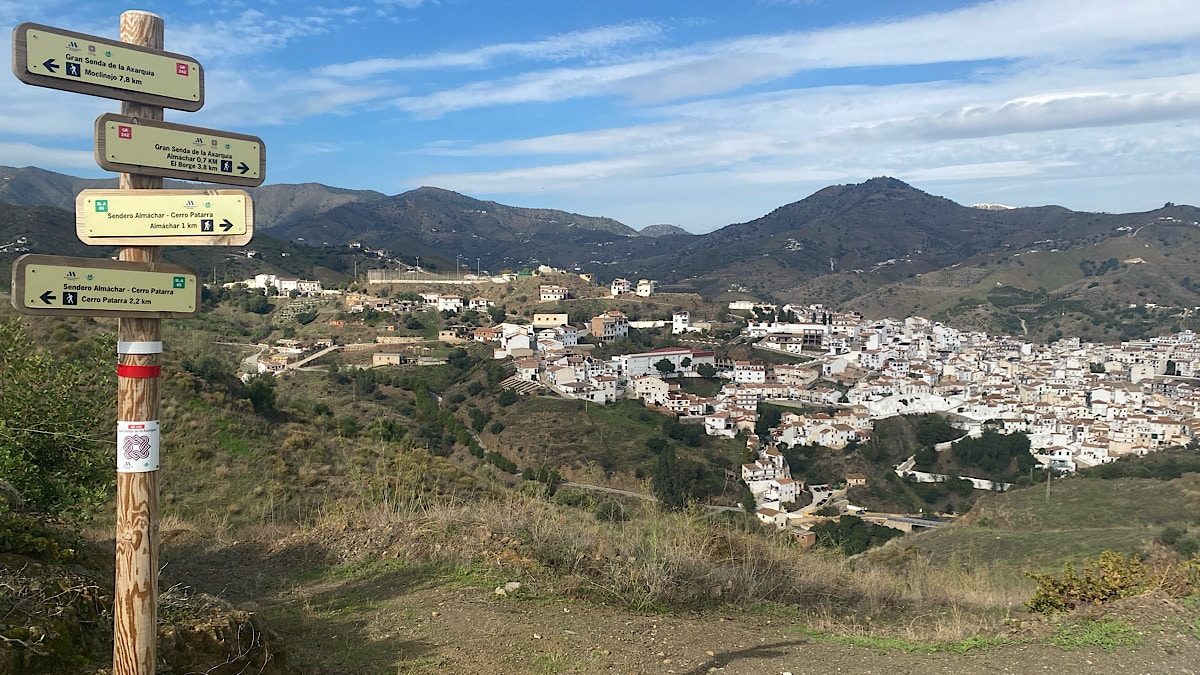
[219,219,233,232]
[42,58,59,73]
[237,162,250,175]
[39,290,56,304]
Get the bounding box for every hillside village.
[232,266,1199,526]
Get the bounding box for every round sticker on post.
[117,420,160,473]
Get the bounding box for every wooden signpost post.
[10,10,263,675]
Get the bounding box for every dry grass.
[297,492,1019,640]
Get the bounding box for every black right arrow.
[237,162,250,174]
[39,290,55,304]
[219,219,233,232]
[42,58,59,73]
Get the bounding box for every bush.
[497,389,518,407]
[811,515,902,555]
[244,375,276,414]
[593,500,627,522]
[0,500,77,561]
[0,320,113,519]
[1158,524,1187,548]
[1026,550,1147,613]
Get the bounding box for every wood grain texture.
[113,12,164,675]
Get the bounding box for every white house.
[436,295,464,313]
[613,348,716,378]
[630,375,672,406]
[515,358,539,382]
[704,411,737,437]
[672,311,703,335]
[539,285,569,302]
[732,361,767,384]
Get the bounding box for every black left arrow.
[42,58,59,73]
[219,219,234,232]
[39,290,55,304]
[237,162,250,175]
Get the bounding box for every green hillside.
[872,473,1200,593]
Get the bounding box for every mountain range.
[3,164,1199,341]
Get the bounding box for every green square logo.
[172,277,186,289]
[95,200,108,213]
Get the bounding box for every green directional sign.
[95,114,265,187]
[11,254,200,318]
[12,22,203,111]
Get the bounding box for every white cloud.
[386,0,1200,115]
[168,9,336,61]
[375,0,427,8]
[0,142,95,169]
[316,21,665,79]
[414,157,649,192]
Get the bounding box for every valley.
[0,169,1199,673]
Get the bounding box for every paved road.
[236,343,268,375]
[288,344,342,369]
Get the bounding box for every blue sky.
[3,0,1199,233]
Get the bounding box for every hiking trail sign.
[11,22,203,110]
[11,254,199,318]
[76,189,254,246]
[95,114,265,186]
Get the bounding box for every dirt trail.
[160,534,1200,675]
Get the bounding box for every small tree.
[654,358,676,376]
[0,320,113,519]
[914,446,938,468]
[244,375,276,414]
[696,363,717,378]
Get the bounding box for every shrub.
[0,500,77,561]
[593,500,627,522]
[244,375,277,414]
[1026,550,1147,613]
[0,320,113,519]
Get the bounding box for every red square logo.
[176,62,189,76]
[118,125,132,139]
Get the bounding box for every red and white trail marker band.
[117,420,159,473]
[117,363,161,378]
[117,341,163,355]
